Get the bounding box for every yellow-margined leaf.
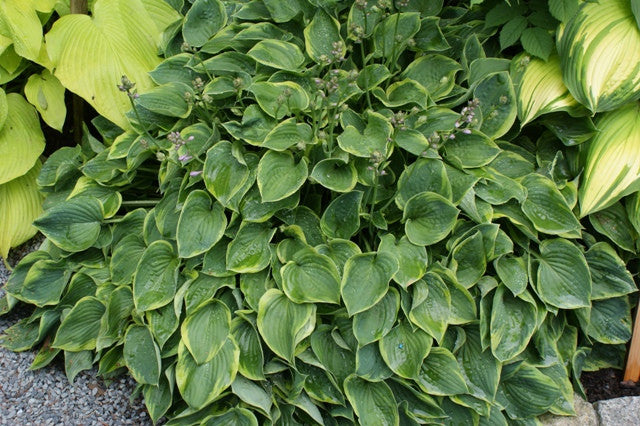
[557,0,640,112]
[580,103,640,216]
[0,161,42,259]
[510,54,581,125]
[24,70,66,131]
[45,0,180,129]
[0,93,45,184]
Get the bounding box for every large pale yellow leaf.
[0,0,43,61]
[0,93,45,184]
[0,161,43,259]
[580,103,640,216]
[24,69,66,131]
[45,0,180,129]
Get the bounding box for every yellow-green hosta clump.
[580,103,640,216]
[557,0,640,112]
[511,53,581,125]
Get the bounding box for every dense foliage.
[2,0,640,424]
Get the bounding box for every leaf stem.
[121,200,161,206]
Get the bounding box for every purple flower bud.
[190,170,202,177]
[462,129,472,134]
[179,155,193,162]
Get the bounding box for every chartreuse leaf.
[282,247,341,304]
[0,161,42,259]
[353,288,399,346]
[417,347,468,396]
[24,70,66,131]
[34,196,104,252]
[579,103,640,216]
[304,9,344,64]
[133,240,180,312]
[490,286,537,362]
[257,150,308,202]
[176,338,239,409]
[0,0,44,62]
[250,81,309,119]
[0,89,7,129]
[226,222,275,273]
[409,275,451,343]
[344,375,399,426]
[177,190,227,258]
[182,0,227,47]
[341,252,399,316]
[521,174,581,235]
[45,0,180,129]
[248,40,305,71]
[311,158,357,193]
[586,242,637,299]
[320,190,363,239]
[337,111,392,157]
[124,325,161,385]
[536,239,591,309]
[403,192,459,246]
[0,93,45,184]
[203,141,249,205]
[52,297,105,351]
[182,300,231,365]
[380,322,432,379]
[497,363,561,419]
[378,234,427,288]
[257,289,315,362]
[557,0,640,112]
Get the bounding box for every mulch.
[581,368,640,403]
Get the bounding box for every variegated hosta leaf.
[579,103,640,216]
[558,0,640,112]
[510,54,580,125]
[45,0,180,129]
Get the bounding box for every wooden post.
[70,0,88,145]
[623,298,640,384]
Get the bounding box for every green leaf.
[409,275,451,343]
[344,375,399,426]
[257,150,308,202]
[0,93,45,184]
[403,192,459,246]
[494,255,528,296]
[203,141,249,206]
[499,16,527,50]
[282,247,341,304]
[34,197,104,252]
[372,12,421,61]
[24,70,66,131]
[261,118,312,151]
[257,289,315,362]
[182,0,227,47]
[580,297,632,344]
[520,27,553,61]
[380,322,432,379]
[586,242,637,300]
[443,131,501,169]
[203,408,258,426]
[474,72,517,139]
[497,363,561,418]
[304,9,344,64]
[13,259,70,307]
[548,0,579,22]
[0,161,42,259]
[248,40,305,71]
[320,190,363,239]
[341,252,399,316]
[459,327,501,402]
[378,235,427,288]
[133,240,180,312]
[46,0,180,129]
[589,202,637,252]
[231,375,273,417]
[450,231,486,288]
[176,338,239,409]
[177,190,227,258]
[396,158,451,210]
[490,286,537,362]
[417,347,469,396]
[110,235,146,286]
[249,81,309,119]
[136,82,193,118]
[536,239,591,309]
[231,317,265,380]
[124,325,161,385]
[143,375,173,423]
[337,111,392,158]
[353,288,399,346]
[521,174,581,235]
[182,300,231,365]
[97,286,134,350]
[52,297,105,351]
[226,222,276,273]
[402,54,462,100]
[311,158,357,193]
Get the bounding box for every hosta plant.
[1,0,639,425]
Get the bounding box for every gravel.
[0,237,152,425]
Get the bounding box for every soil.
[581,368,640,403]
